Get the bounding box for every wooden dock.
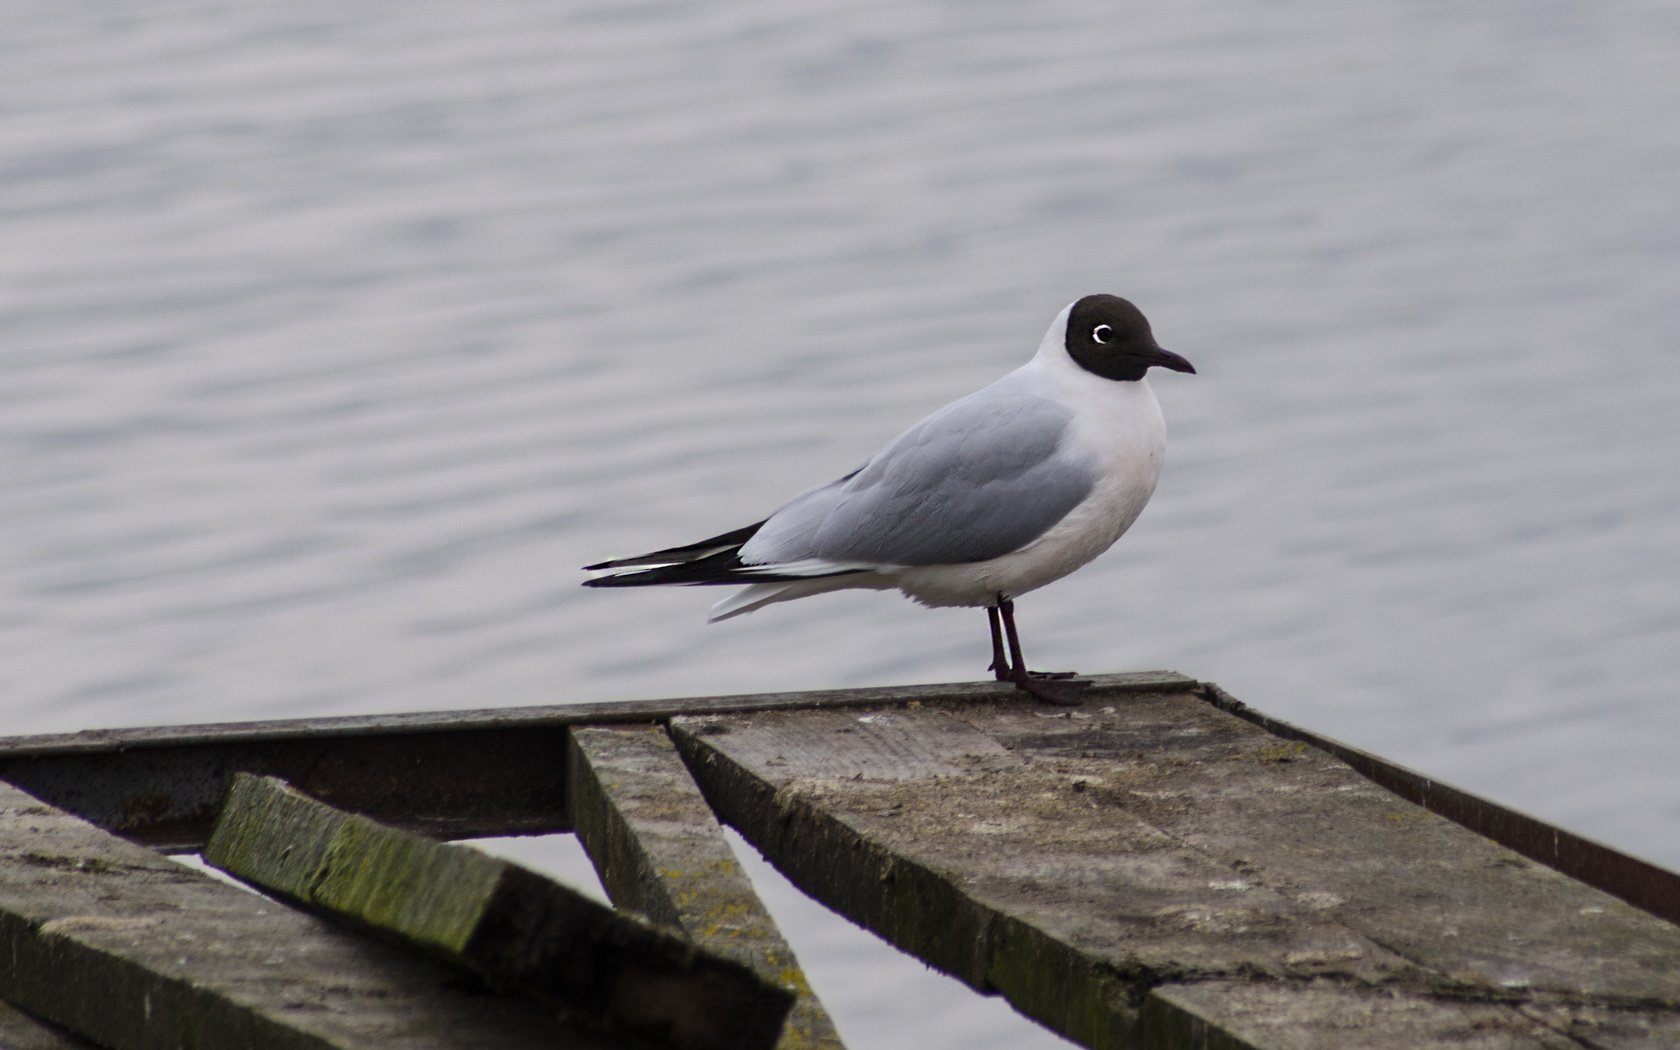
[1,672,1677,1048]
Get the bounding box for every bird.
[583,293,1194,705]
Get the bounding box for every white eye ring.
[1092,324,1113,344]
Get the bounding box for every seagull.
[584,294,1194,705]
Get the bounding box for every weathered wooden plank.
[567,725,845,1050]
[3,669,1665,932]
[963,697,1680,1005]
[669,696,1680,1050]
[0,999,102,1050]
[672,706,1406,1048]
[0,780,615,1050]
[0,674,1193,849]
[205,773,794,1050]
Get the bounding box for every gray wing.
[741,387,1097,567]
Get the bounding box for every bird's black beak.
[1150,347,1196,375]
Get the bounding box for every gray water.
[5,2,1680,1046]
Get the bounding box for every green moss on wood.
[205,773,794,1050]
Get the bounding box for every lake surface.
[5,2,1679,1046]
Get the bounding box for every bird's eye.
[1092,324,1113,344]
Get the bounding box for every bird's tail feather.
[707,574,881,621]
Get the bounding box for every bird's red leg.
[987,603,1012,680]
[998,598,1087,706]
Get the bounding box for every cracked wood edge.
[567,724,845,1050]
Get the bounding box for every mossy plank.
[567,725,845,1050]
[0,779,610,1050]
[205,773,793,1050]
[669,692,1680,1050]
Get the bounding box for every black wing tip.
[585,563,868,588]
[582,566,671,588]
[583,543,751,588]
[582,574,640,588]
[582,553,675,572]
[581,520,768,576]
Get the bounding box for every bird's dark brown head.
[1063,294,1196,382]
